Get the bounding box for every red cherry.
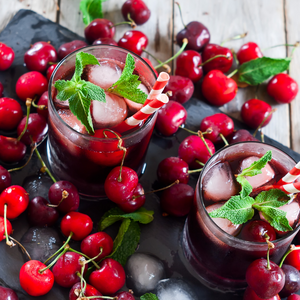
[246,258,285,299]
[0,42,14,70]
[142,57,158,76]
[0,81,3,97]
[176,21,210,52]
[241,99,272,129]
[202,44,233,73]
[0,216,12,241]
[0,97,23,130]
[267,73,298,104]
[46,64,57,81]
[104,166,138,204]
[178,135,215,168]
[19,260,54,296]
[155,100,187,136]
[200,113,234,144]
[228,129,259,144]
[118,30,148,56]
[61,212,93,241]
[69,282,102,300]
[24,41,57,73]
[81,232,114,260]
[243,286,280,300]
[0,165,11,193]
[89,258,126,295]
[122,0,151,25]
[57,40,88,60]
[202,70,238,106]
[237,42,263,65]
[17,113,48,145]
[114,291,135,300]
[163,75,194,104]
[92,37,118,46]
[52,251,88,288]
[175,50,203,82]
[84,19,115,44]
[0,286,19,300]
[285,247,300,270]
[15,71,48,102]
[0,136,26,163]
[0,185,29,219]
[36,91,48,120]
[288,294,300,300]
[240,220,276,242]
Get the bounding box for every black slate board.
[0,9,300,300]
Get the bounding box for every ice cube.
[125,253,165,296]
[238,156,275,189]
[54,96,69,109]
[91,92,128,128]
[203,162,239,202]
[58,109,87,134]
[206,202,242,236]
[125,83,149,114]
[155,278,198,300]
[84,60,122,89]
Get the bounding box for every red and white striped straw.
[278,181,300,194]
[277,161,300,185]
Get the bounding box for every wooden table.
[1,0,300,152]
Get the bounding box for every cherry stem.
[17,98,32,142]
[220,32,248,46]
[279,244,296,268]
[47,190,69,208]
[154,38,188,69]
[253,108,277,137]
[111,14,136,29]
[32,97,47,110]
[262,42,300,52]
[85,297,117,299]
[69,248,101,270]
[231,49,239,65]
[261,131,265,143]
[188,168,203,174]
[175,2,186,28]
[195,160,205,167]
[8,236,32,260]
[198,131,213,156]
[219,133,229,146]
[34,144,57,183]
[4,204,11,246]
[39,247,68,274]
[142,49,171,73]
[76,265,87,298]
[43,232,73,265]
[179,126,198,135]
[265,234,274,270]
[199,54,231,67]
[227,69,238,78]
[8,144,37,173]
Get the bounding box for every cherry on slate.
[288,294,300,300]
[92,37,118,46]
[118,30,148,56]
[46,64,57,81]
[0,286,19,300]
[0,97,23,131]
[240,220,276,242]
[0,42,14,71]
[69,282,103,300]
[243,286,280,300]
[114,291,135,300]
[36,91,49,120]
[279,264,300,298]
[285,247,300,270]
[0,165,11,193]
[84,19,115,44]
[0,136,26,163]
[122,0,151,25]
[57,40,88,60]
[267,73,299,104]
[237,42,263,65]
[228,129,259,144]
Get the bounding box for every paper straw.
[277,161,300,185]
[279,181,300,194]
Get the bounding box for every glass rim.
[48,44,158,142]
[197,140,299,246]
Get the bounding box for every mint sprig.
[140,293,159,300]
[80,0,107,25]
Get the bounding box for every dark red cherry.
[36,91,48,120]
[200,113,234,144]
[118,30,148,56]
[46,64,57,81]
[163,75,194,104]
[57,40,88,60]
[0,216,12,241]
[175,50,203,83]
[122,0,151,25]
[202,43,233,73]
[0,42,14,71]
[0,97,23,130]
[92,37,118,46]
[288,295,300,300]
[0,165,11,193]
[84,19,115,44]
[24,41,57,73]
[240,220,276,242]
[178,135,215,168]
[243,286,280,300]
[0,286,19,300]
[160,183,194,216]
[241,99,272,129]
[27,196,59,227]
[237,42,263,65]
[267,73,298,104]
[0,81,3,97]
[202,70,238,106]
[114,291,135,300]
[15,71,48,102]
[279,264,300,298]
[69,282,102,300]
[0,136,26,163]
[155,100,187,136]
[176,21,210,52]
[228,129,259,144]
[157,157,189,185]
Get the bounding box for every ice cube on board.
[206,202,242,236]
[91,92,128,128]
[203,162,239,202]
[125,83,149,113]
[238,156,275,189]
[125,253,165,296]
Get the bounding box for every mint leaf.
[140,293,159,300]
[79,0,107,26]
[238,57,291,85]
[236,175,252,198]
[73,52,100,81]
[107,53,148,104]
[254,189,291,208]
[55,80,77,101]
[209,195,255,225]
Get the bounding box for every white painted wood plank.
[285,0,300,152]
[0,0,58,32]
[173,0,290,147]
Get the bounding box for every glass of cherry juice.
[182,141,300,292]
[47,45,157,199]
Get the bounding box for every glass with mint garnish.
[47,45,157,199]
[182,141,300,292]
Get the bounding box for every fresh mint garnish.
[80,0,107,25]
[107,53,148,104]
[54,52,105,134]
[140,293,159,300]
[238,57,291,85]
